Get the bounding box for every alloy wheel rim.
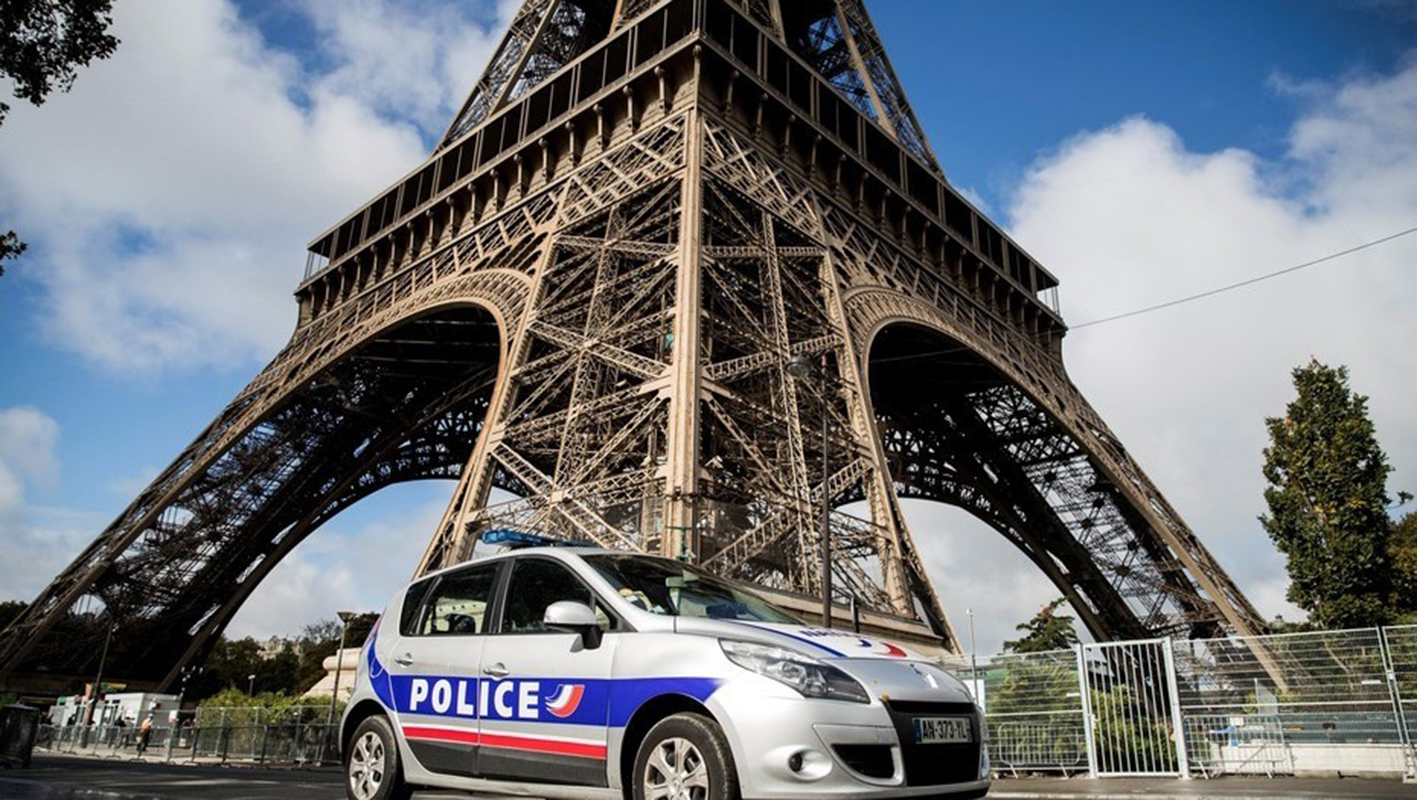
[643,736,709,800]
[348,730,386,800]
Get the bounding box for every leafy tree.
[254,642,301,696]
[0,0,120,275]
[296,614,377,693]
[1391,511,1417,622]
[0,600,27,630]
[1003,599,1080,654]
[298,620,342,649]
[0,233,25,276]
[1261,360,1394,629]
[297,637,339,694]
[1089,684,1175,771]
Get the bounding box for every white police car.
[341,536,988,800]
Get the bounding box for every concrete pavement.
[1,754,1413,799]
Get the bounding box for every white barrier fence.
[949,625,1417,780]
[33,627,1417,780]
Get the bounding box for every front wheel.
[345,715,411,800]
[632,712,739,800]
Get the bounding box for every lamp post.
[966,607,978,697]
[323,610,356,762]
[247,674,256,697]
[81,623,115,745]
[788,353,833,630]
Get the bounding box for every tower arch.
[849,291,1264,642]
[0,274,524,690]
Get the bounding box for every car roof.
[415,545,656,583]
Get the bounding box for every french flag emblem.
[545,684,585,718]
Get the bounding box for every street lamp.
[81,623,115,745]
[966,607,978,697]
[788,353,833,630]
[323,610,357,762]
[247,674,256,696]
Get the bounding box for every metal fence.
[36,706,340,767]
[954,625,1417,780]
[30,628,1417,780]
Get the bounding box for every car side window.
[501,558,613,633]
[399,578,435,636]
[420,564,497,636]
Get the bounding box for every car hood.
[672,617,923,660]
[672,618,973,704]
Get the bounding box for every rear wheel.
[345,715,411,800]
[632,713,738,800]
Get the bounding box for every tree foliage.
[0,600,27,630]
[0,0,120,275]
[183,614,380,700]
[1260,360,1394,629]
[0,232,26,276]
[1002,598,1080,654]
[1391,511,1417,622]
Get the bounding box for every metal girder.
[2,0,1271,693]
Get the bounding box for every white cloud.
[0,0,504,373]
[299,0,511,136]
[0,407,60,496]
[963,55,1417,632]
[224,489,449,639]
[899,502,1074,655]
[0,407,106,603]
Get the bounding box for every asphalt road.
[2,754,1414,799]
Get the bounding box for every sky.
[1,0,1415,655]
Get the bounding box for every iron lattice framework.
[0,0,1267,692]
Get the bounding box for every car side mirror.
[543,600,602,649]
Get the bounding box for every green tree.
[0,0,120,275]
[1391,511,1417,622]
[0,600,27,630]
[295,614,377,693]
[1003,599,1080,654]
[1260,360,1394,629]
[255,642,301,696]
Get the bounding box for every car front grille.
[883,700,981,786]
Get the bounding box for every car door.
[476,555,620,787]
[383,561,500,779]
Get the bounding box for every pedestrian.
[136,712,154,756]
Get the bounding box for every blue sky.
[883,0,1417,201]
[1,0,1415,652]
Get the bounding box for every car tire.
[345,715,412,800]
[632,712,739,800]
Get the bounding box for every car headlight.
[719,639,869,703]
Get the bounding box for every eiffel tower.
[0,0,1268,693]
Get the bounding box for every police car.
[341,533,989,800]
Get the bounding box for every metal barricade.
[1182,713,1288,777]
[1079,639,1185,777]
[1171,627,1407,778]
[972,649,1089,775]
[1381,625,1416,781]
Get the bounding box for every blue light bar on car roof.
[480,528,590,549]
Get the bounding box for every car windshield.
[584,555,799,623]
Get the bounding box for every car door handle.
[483,662,509,678]
[393,653,414,667]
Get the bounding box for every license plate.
[913,716,972,744]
